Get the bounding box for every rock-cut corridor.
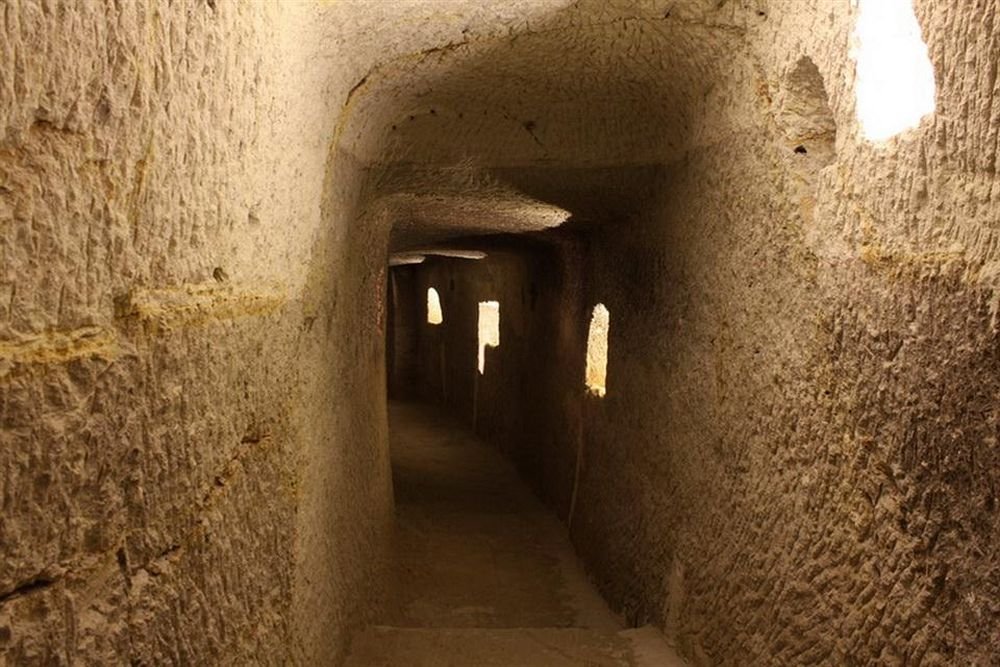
[2,0,999,665]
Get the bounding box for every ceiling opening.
[853,0,936,142]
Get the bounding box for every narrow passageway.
[6,2,1000,663]
[346,402,685,666]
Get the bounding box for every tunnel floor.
[345,401,686,666]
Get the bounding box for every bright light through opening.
[427,288,443,325]
[853,0,936,142]
[585,304,609,397]
[477,301,499,375]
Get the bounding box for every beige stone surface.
[4,0,1000,664]
[384,2,1000,664]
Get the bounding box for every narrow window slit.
[477,301,500,374]
[586,304,610,397]
[427,288,443,324]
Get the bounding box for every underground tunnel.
[2,0,999,665]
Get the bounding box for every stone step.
[345,625,633,667]
[345,625,690,667]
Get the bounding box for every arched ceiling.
[337,0,769,250]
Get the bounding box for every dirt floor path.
[345,401,687,666]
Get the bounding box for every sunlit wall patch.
[853,0,936,143]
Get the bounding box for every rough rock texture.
[387,1,1000,665]
[0,0,464,662]
[5,0,1000,663]
[0,1,396,663]
[1,1,639,662]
